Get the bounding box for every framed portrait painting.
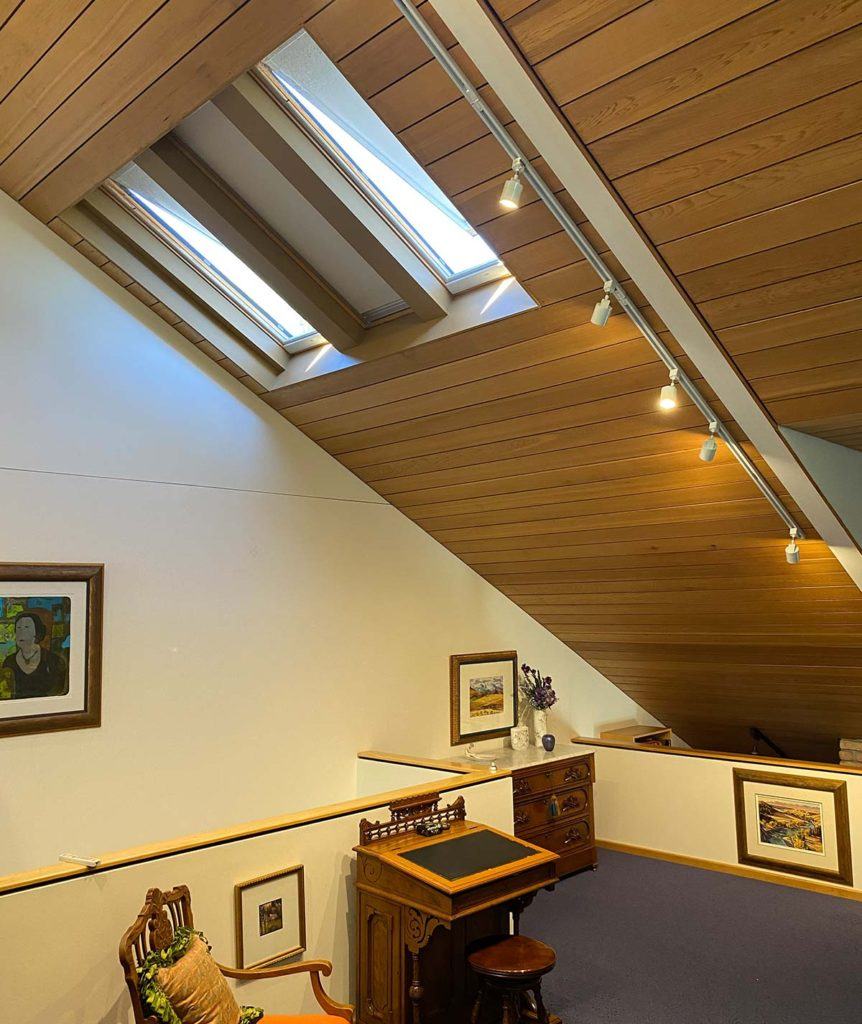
[450,650,518,745]
[235,865,307,969]
[0,563,103,738]
[733,769,852,886]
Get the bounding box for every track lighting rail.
[392,0,804,542]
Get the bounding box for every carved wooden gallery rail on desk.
[355,792,559,1024]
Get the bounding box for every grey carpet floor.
[521,849,862,1024]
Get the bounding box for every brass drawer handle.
[564,825,588,845]
[564,766,587,783]
[514,811,529,827]
[561,794,583,812]
[513,778,530,796]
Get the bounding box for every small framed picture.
[450,650,518,745]
[0,563,103,738]
[235,865,307,969]
[733,769,852,886]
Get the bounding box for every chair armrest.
[216,958,333,981]
[216,959,353,1021]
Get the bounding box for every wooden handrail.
[571,737,862,776]
[0,755,508,897]
[357,749,477,773]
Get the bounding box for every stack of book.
[839,738,862,766]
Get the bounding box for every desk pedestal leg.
[405,908,444,1024]
[408,949,422,1024]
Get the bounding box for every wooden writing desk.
[355,793,558,1024]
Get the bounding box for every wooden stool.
[468,935,556,1024]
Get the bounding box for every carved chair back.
[119,885,194,1024]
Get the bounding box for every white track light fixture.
[785,527,801,565]
[699,420,719,462]
[658,368,680,410]
[499,157,524,210]
[390,0,808,565]
[591,280,614,326]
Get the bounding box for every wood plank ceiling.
[1,0,860,761]
[0,0,330,222]
[263,0,862,763]
[491,0,862,451]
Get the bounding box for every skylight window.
[259,31,501,288]
[108,165,317,348]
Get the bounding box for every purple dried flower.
[519,664,558,711]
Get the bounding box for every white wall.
[586,743,862,893]
[782,427,862,551]
[354,757,452,797]
[0,770,514,1024]
[0,195,651,875]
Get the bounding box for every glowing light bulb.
[658,381,678,410]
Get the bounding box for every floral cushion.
[139,927,262,1024]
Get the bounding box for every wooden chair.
[119,885,353,1023]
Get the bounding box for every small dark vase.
[542,734,556,752]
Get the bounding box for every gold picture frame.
[733,769,852,886]
[234,864,307,969]
[449,650,518,745]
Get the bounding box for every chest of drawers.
[511,751,596,877]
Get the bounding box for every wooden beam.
[215,77,451,322]
[138,136,363,352]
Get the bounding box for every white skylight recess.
[109,164,317,348]
[259,30,501,288]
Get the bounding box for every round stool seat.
[468,935,556,981]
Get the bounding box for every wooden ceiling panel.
[568,1,862,145]
[263,1,860,762]
[0,0,90,103]
[503,0,649,65]
[453,0,862,754]
[0,0,163,163]
[484,0,862,461]
[305,0,403,61]
[660,183,862,275]
[0,0,331,221]
[615,84,862,214]
[533,0,774,106]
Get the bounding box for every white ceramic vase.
[532,708,547,747]
[510,724,529,751]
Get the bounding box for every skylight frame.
[103,173,323,355]
[254,39,505,295]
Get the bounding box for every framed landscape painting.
[449,650,518,745]
[733,769,852,886]
[0,563,103,738]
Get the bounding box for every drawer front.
[528,816,593,856]
[513,785,590,832]
[512,758,592,801]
